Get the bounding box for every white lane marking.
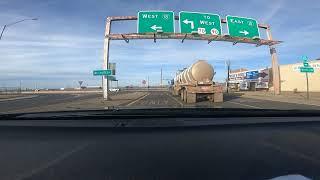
[227,101,262,109]
[165,92,184,107]
[0,95,38,102]
[15,142,91,180]
[125,93,150,107]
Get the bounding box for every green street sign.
[93,69,112,76]
[226,15,260,38]
[108,76,117,81]
[302,55,308,62]
[138,11,175,33]
[303,62,309,67]
[300,67,314,73]
[179,11,221,35]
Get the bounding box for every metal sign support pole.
[103,17,111,100]
[266,27,281,95]
[101,76,103,91]
[306,72,309,100]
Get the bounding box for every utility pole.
[226,60,231,93]
[19,80,22,93]
[147,76,150,90]
[160,67,163,87]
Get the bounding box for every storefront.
[229,68,270,91]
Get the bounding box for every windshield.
[0,1,320,114]
[3,1,320,180]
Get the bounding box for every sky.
[0,0,319,89]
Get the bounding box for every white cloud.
[260,0,285,23]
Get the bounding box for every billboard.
[246,71,259,80]
[229,68,269,83]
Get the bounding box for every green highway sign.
[138,11,175,33]
[226,15,260,38]
[179,11,221,35]
[300,67,314,73]
[303,62,309,67]
[93,69,112,76]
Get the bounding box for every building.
[227,59,320,92]
[230,68,248,74]
[229,68,270,91]
[280,60,320,92]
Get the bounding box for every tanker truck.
[172,60,223,103]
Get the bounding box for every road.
[0,123,320,179]
[1,91,320,113]
[124,91,320,110]
[0,94,100,113]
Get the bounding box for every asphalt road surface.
[1,91,320,114]
[1,123,320,180]
[0,94,100,113]
[124,91,320,110]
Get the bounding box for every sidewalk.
[234,91,320,107]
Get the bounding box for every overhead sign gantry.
[101,11,282,100]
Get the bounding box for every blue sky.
[0,0,319,88]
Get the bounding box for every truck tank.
[174,60,214,85]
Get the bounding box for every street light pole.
[0,18,38,40]
[0,25,7,40]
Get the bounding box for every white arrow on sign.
[150,25,162,31]
[239,30,249,35]
[183,19,194,29]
